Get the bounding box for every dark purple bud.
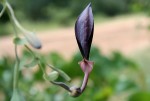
[75,3,94,60]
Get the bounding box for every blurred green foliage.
[129,92,150,101]
[7,0,149,20]
[1,0,150,36]
[7,0,150,20]
[0,46,149,101]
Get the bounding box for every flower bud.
[75,3,94,60]
[43,71,59,81]
[24,32,42,49]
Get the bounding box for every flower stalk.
[70,2,94,97]
[5,0,42,49]
[13,45,20,90]
[0,2,6,18]
[50,3,94,97]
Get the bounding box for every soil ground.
[0,15,150,59]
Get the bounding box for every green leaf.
[56,69,71,82]
[13,37,27,45]
[11,89,25,101]
[24,32,42,49]
[48,64,71,82]
[24,58,38,68]
[94,86,112,101]
[43,71,59,81]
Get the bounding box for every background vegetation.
[1,47,147,101]
[0,0,150,35]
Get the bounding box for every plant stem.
[5,1,31,35]
[38,63,45,74]
[50,81,71,92]
[4,0,20,91]
[5,1,18,37]
[25,45,46,75]
[0,2,6,18]
[80,72,89,92]
[25,45,49,81]
[24,45,36,57]
[38,61,49,79]
[13,45,20,90]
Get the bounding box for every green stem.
[25,45,48,78]
[13,45,20,90]
[5,1,32,35]
[38,61,48,77]
[5,1,18,37]
[0,2,6,18]
[24,45,36,57]
[5,0,20,90]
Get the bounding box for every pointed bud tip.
[88,2,91,7]
[75,2,94,60]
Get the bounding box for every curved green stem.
[5,1,32,35]
[13,45,20,90]
[5,1,18,37]
[0,2,6,18]
[38,63,45,75]
[24,45,37,57]
[5,0,42,49]
[24,45,47,77]
[5,0,21,90]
